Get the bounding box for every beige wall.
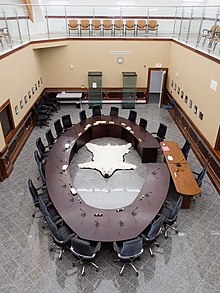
[0,46,43,150]
[39,40,170,88]
[167,42,220,147]
[0,39,219,152]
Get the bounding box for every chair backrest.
[103,19,112,29]
[157,123,167,139]
[126,20,135,29]
[120,238,143,257]
[81,19,90,29]
[54,119,63,136]
[92,105,101,116]
[168,196,183,220]
[197,161,209,187]
[79,110,87,122]
[39,162,46,183]
[34,150,42,167]
[62,114,72,129]
[28,179,38,204]
[36,137,45,156]
[71,237,93,256]
[45,215,64,241]
[114,19,123,29]
[146,214,165,239]
[137,20,146,29]
[182,140,191,159]
[69,20,78,29]
[110,107,119,117]
[139,118,147,130]
[92,19,101,29]
[45,129,55,146]
[148,19,158,29]
[128,110,137,123]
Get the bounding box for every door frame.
[146,67,168,105]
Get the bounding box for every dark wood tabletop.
[45,116,170,241]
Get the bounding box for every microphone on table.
[140,191,152,200]
[66,134,71,143]
[80,208,86,217]
[59,179,66,188]
[57,166,63,174]
[132,207,138,216]
[69,182,73,188]
[68,192,74,201]
[176,158,185,167]
[119,220,124,226]
[152,168,160,175]
[94,220,99,227]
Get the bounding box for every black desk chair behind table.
[54,119,64,137]
[79,110,87,122]
[181,139,192,160]
[62,114,73,130]
[46,215,76,260]
[110,106,119,117]
[192,161,209,199]
[92,105,102,116]
[113,238,144,276]
[151,123,167,142]
[139,118,148,130]
[128,110,137,123]
[141,214,165,257]
[36,137,50,160]
[71,237,101,276]
[45,129,56,148]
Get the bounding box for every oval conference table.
[45,115,170,242]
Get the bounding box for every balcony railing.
[0,4,220,58]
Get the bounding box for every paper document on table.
[126,126,131,131]
[70,188,77,195]
[65,143,70,149]
[168,155,173,161]
[162,146,170,151]
[62,164,68,171]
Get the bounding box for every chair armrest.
[191,171,199,176]
[54,218,63,226]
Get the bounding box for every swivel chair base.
[113,258,140,276]
[72,259,99,276]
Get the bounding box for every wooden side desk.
[161,141,201,209]
[45,116,169,242]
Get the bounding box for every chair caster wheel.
[151,254,154,258]
[72,263,75,267]
[32,214,35,218]
[165,235,168,239]
[82,272,85,276]
[59,256,62,260]
[42,226,45,229]
[96,269,99,272]
[120,273,123,276]
[156,244,160,247]
[136,272,139,276]
[50,248,53,251]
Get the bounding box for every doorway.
[147,68,168,106]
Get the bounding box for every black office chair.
[42,94,58,112]
[33,107,49,128]
[45,129,56,148]
[38,195,60,225]
[54,119,64,137]
[193,161,209,196]
[46,215,76,260]
[113,238,143,276]
[92,105,102,116]
[141,214,165,257]
[139,118,148,130]
[181,139,192,160]
[159,195,183,239]
[151,123,167,142]
[110,106,119,117]
[34,149,45,168]
[28,179,49,217]
[38,162,46,186]
[71,237,101,276]
[128,110,137,123]
[62,114,73,130]
[79,110,87,122]
[36,137,50,160]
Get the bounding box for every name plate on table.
[121,123,126,126]
[84,123,91,130]
[78,132,82,136]
[126,126,131,131]
[93,121,106,126]
[62,164,68,171]
[109,121,115,124]
[65,143,70,149]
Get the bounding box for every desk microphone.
[59,179,66,188]
[140,191,152,200]
[57,166,63,174]
[80,208,86,217]
[132,207,138,216]
[152,168,160,175]
[176,158,184,167]
[68,192,74,201]
[69,182,73,188]
[66,134,71,143]
[78,197,82,204]
[94,220,99,227]
[119,220,124,226]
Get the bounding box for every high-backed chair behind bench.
[103,19,113,36]
[110,106,119,117]
[151,123,167,142]
[54,119,64,137]
[80,19,90,36]
[68,20,80,36]
[147,19,159,35]
[45,129,56,148]
[192,161,209,197]
[91,19,101,36]
[128,110,137,123]
[114,19,124,36]
[125,20,136,36]
[79,110,87,122]
[181,139,191,160]
[113,238,144,276]
[62,114,73,130]
[139,118,148,130]
[36,137,49,160]
[136,20,147,36]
